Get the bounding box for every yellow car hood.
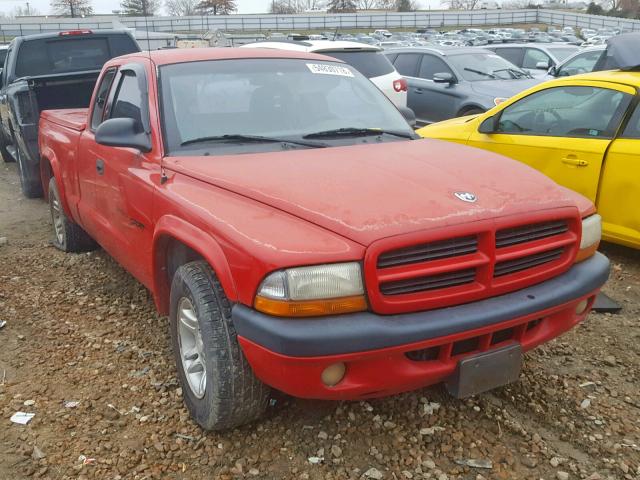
[417,114,481,144]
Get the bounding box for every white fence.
[0,9,638,38]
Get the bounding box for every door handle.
[414,88,423,94]
[96,158,105,175]
[562,157,589,167]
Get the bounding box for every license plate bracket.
[445,343,522,398]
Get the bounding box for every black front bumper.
[232,252,610,357]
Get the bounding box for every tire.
[0,137,14,163]
[169,261,270,430]
[48,177,96,252]
[458,107,485,117]
[14,137,43,198]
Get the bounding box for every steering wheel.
[534,109,562,134]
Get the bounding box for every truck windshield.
[15,34,139,78]
[159,58,414,155]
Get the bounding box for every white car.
[242,40,408,108]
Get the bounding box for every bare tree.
[51,0,93,17]
[165,0,199,15]
[12,5,42,16]
[196,0,237,14]
[376,0,396,9]
[357,0,378,8]
[269,0,298,13]
[441,0,482,10]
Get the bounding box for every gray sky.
[1,0,446,16]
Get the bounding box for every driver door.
[468,82,634,202]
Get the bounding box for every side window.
[557,50,604,77]
[109,72,143,126]
[523,49,551,69]
[494,48,523,67]
[622,105,640,139]
[393,53,420,77]
[497,86,630,138]
[90,68,117,130]
[418,54,454,80]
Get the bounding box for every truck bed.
[40,108,88,132]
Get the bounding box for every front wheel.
[169,261,270,430]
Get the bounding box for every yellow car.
[417,70,640,249]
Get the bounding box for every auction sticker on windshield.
[306,63,354,77]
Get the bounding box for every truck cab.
[0,29,139,197]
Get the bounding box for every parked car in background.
[242,40,407,108]
[485,44,580,77]
[547,46,606,78]
[0,29,140,197]
[417,67,640,248]
[40,47,608,431]
[385,47,540,124]
[0,45,8,68]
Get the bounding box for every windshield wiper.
[180,134,326,148]
[303,127,415,139]
[463,67,497,79]
[492,67,532,79]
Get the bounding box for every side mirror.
[95,117,151,152]
[433,72,455,84]
[478,115,497,134]
[535,61,550,70]
[398,106,416,127]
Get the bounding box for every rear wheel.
[14,136,42,198]
[48,177,96,252]
[0,136,13,163]
[169,261,270,430]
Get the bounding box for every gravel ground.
[0,161,639,480]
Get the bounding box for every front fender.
[152,215,237,314]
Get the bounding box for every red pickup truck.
[39,48,609,431]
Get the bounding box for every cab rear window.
[319,51,394,78]
[15,34,139,78]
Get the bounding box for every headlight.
[576,214,601,262]
[254,262,367,317]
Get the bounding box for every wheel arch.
[457,104,486,117]
[39,147,73,216]
[153,216,238,315]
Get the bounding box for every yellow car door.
[596,104,640,248]
[467,81,635,203]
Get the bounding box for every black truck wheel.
[0,138,14,163]
[14,138,43,198]
[48,177,96,252]
[169,261,270,430]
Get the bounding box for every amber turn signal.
[575,242,599,263]
[254,295,367,318]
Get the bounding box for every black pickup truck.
[0,29,140,197]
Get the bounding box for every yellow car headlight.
[576,214,601,262]
[254,262,367,317]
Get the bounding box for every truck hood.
[163,139,580,246]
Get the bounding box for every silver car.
[484,44,581,77]
[385,47,542,125]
